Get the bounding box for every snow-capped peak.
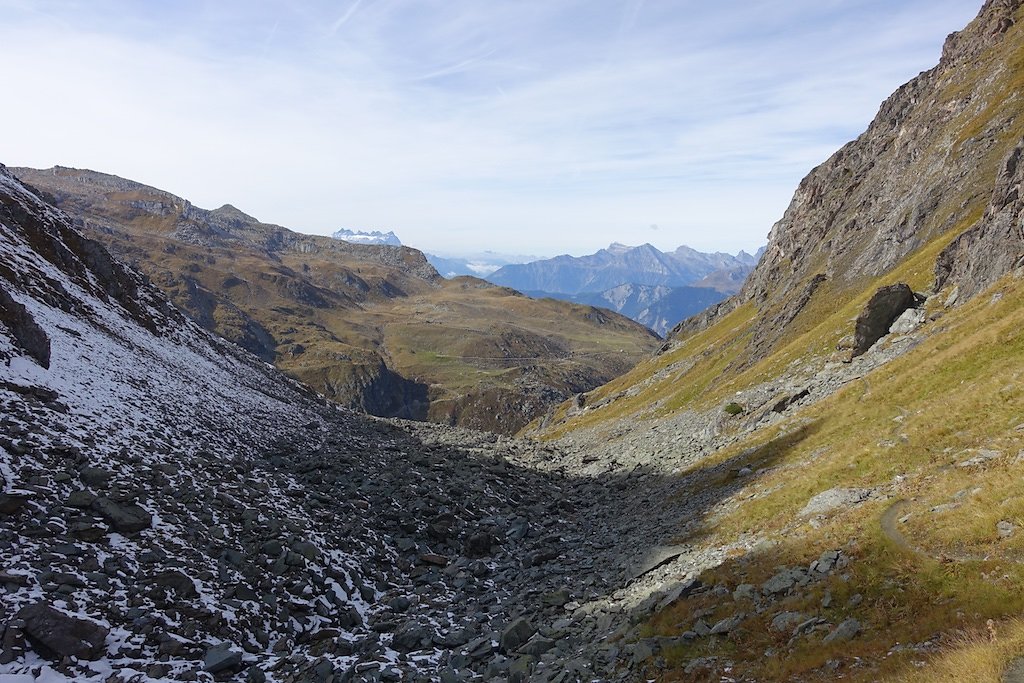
[331,228,402,246]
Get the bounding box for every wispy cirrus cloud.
[0,0,981,255]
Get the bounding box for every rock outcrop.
[936,137,1024,298]
[852,283,917,357]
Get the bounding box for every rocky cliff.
[674,0,1024,356]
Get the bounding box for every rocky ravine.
[0,165,748,682]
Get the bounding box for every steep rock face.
[745,0,1023,306]
[936,136,1024,297]
[675,0,1024,353]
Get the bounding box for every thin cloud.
[329,0,364,36]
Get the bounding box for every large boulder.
[391,620,432,652]
[203,642,243,674]
[852,284,916,357]
[16,602,108,661]
[91,497,152,533]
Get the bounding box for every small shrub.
[724,402,744,416]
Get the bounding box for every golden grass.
[890,620,1024,683]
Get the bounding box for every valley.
[2,0,1024,682]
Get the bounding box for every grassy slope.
[636,269,1024,682]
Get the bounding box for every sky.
[0,0,982,257]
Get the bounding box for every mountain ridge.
[13,165,660,434]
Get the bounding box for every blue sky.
[0,0,981,256]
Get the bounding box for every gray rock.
[770,611,805,633]
[500,618,535,654]
[152,569,198,597]
[16,602,108,661]
[65,490,97,508]
[958,449,1002,468]
[542,589,571,607]
[520,635,556,656]
[800,488,872,517]
[888,307,926,335]
[0,492,33,515]
[203,643,243,673]
[852,283,916,356]
[91,497,152,533]
[823,618,861,644]
[709,612,745,635]
[626,640,655,664]
[762,568,804,595]
[464,531,494,558]
[998,520,1016,538]
[392,621,431,652]
[809,549,842,575]
[732,584,758,602]
[692,619,711,637]
[80,467,113,487]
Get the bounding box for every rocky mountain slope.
[12,167,659,435]
[0,164,757,682]
[678,0,1024,363]
[528,1,1024,680]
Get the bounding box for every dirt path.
[879,499,917,554]
[880,499,1022,564]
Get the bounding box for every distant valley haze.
[0,0,980,257]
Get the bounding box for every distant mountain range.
[332,228,402,246]
[487,243,759,294]
[487,242,763,334]
[329,232,762,335]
